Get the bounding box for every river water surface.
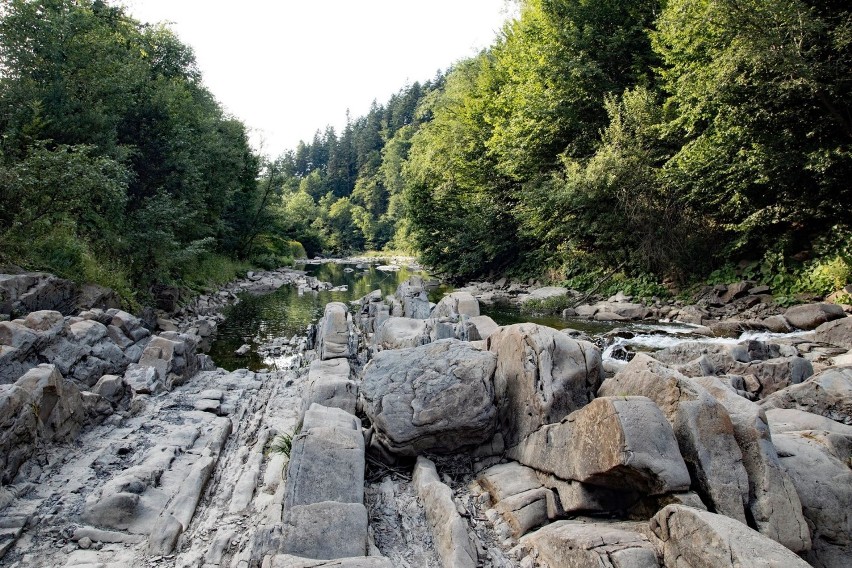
[208,261,796,371]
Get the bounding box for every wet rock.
[650,505,811,567]
[693,376,810,551]
[487,323,602,447]
[598,354,750,523]
[521,520,660,568]
[784,303,846,330]
[759,366,852,424]
[361,339,497,456]
[508,396,690,496]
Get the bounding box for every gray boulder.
[372,317,429,351]
[759,366,852,424]
[431,291,480,319]
[693,376,810,551]
[813,316,852,350]
[598,354,750,524]
[394,277,431,319]
[785,303,846,330]
[765,408,852,436]
[650,505,811,567]
[361,339,497,456]
[263,556,393,568]
[486,323,602,447]
[316,302,353,360]
[773,430,852,567]
[508,396,690,496]
[0,272,77,317]
[137,333,199,389]
[302,358,356,416]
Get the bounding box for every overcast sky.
[122,1,514,158]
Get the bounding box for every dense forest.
[1,0,850,305]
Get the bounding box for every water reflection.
[208,262,439,371]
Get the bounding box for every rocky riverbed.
[1,264,850,567]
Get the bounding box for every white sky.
[122,1,514,158]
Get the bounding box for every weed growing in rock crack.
[269,427,300,459]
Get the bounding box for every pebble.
[78,536,92,549]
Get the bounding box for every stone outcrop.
[598,354,750,523]
[316,302,353,360]
[650,505,811,567]
[476,462,558,538]
[0,364,85,484]
[372,317,430,350]
[0,272,77,318]
[692,376,811,551]
[393,276,432,319]
[487,323,602,447]
[361,339,498,456]
[760,366,852,424]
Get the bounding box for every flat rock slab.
[361,339,497,456]
[279,502,368,560]
[521,520,659,568]
[301,403,361,432]
[508,396,690,496]
[650,505,811,567]
[284,426,365,508]
[372,317,429,350]
[478,462,544,503]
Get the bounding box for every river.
[208,260,799,371]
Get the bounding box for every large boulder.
[316,302,353,360]
[812,316,852,350]
[598,354,750,524]
[372,317,429,351]
[507,396,690,497]
[759,366,852,425]
[360,339,497,456]
[520,520,660,568]
[784,303,846,330]
[650,505,811,567]
[394,277,431,319]
[692,376,810,551]
[430,291,480,319]
[486,323,602,447]
[773,430,852,567]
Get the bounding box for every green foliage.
[520,294,576,315]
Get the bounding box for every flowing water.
[209,261,796,371]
